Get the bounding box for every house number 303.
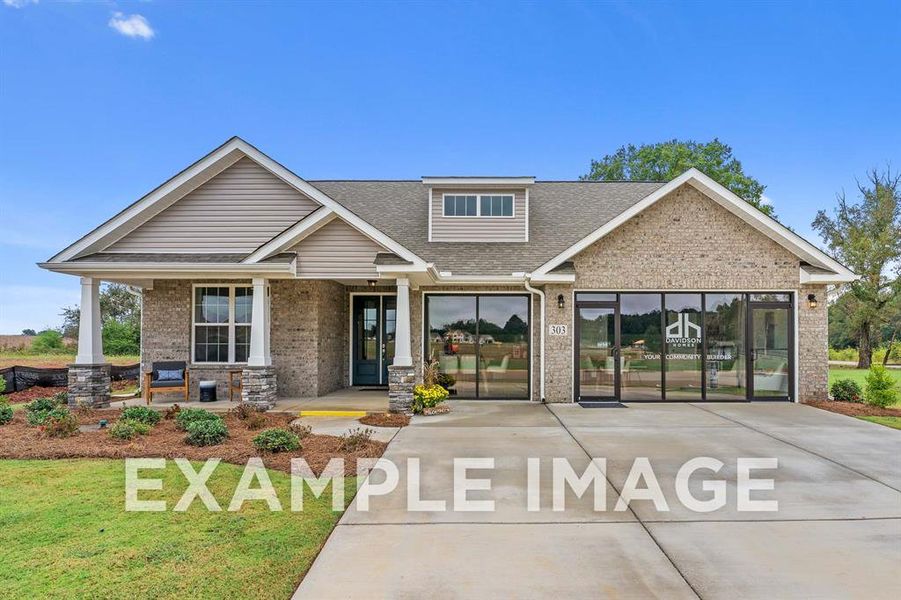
[549,324,568,336]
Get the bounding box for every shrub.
[44,410,79,438]
[175,407,220,431]
[30,330,64,352]
[229,403,261,420]
[121,419,152,435]
[26,403,68,427]
[52,391,68,404]
[185,419,228,446]
[110,420,137,440]
[340,427,373,452]
[245,412,266,430]
[412,384,449,415]
[121,406,161,426]
[164,404,181,420]
[288,422,312,439]
[0,377,5,394]
[865,366,899,408]
[0,402,12,426]
[102,320,140,356]
[830,379,862,403]
[252,428,300,453]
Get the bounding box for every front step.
[298,410,368,418]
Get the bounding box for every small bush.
[121,406,161,426]
[252,428,300,453]
[26,396,61,415]
[175,407,220,431]
[44,411,79,438]
[340,427,373,452]
[52,391,68,404]
[121,419,152,435]
[110,420,137,440]
[865,366,899,408]
[30,330,64,352]
[412,384,449,415]
[288,422,312,439]
[164,404,181,420]
[185,418,228,446]
[830,379,862,403]
[0,402,13,426]
[245,412,266,430]
[228,403,261,420]
[27,404,68,427]
[0,377,5,394]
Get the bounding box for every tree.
[582,139,774,216]
[31,330,64,353]
[59,283,142,355]
[21,328,36,336]
[813,168,901,368]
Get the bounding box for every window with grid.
[193,285,253,363]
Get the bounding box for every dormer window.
[443,193,514,218]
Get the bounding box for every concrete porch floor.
[117,386,389,414]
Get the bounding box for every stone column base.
[242,366,277,410]
[67,364,111,409]
[388,364,415,415]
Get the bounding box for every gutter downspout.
[523,276,546,403]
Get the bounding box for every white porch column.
[393,277,413,367]
[75,277,104,364]
[247,277,271,367]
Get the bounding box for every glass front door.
[576,306,618,400]
[352,295,396,386]
[749,305,792,400]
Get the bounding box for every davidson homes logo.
[666,312,702,345]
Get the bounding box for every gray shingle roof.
[310,181,665,275]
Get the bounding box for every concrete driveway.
[295,401,901,599]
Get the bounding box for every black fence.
[0,364,140,393]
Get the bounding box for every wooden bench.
[144,361,190,405]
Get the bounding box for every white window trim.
[191,283,256,365]
[441,193,516,218]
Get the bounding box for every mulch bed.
[5,386,66,404]
[0,409,386,476]
[808,400,901,418]
[358,412,410,428]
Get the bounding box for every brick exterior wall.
[798,283,828,402]
[542,184,822,403]
[142,279,347,401]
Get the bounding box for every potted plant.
[413,359,450,415]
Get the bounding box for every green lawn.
[857,416,901,430]
[0,459,354,599]
[828,367,901,406]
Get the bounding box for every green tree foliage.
[60,283,141,355]
[30,330,65,353]
[21,328,36,336]
[814,168,901,368]
[581,139,773,216]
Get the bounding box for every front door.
[352,295,396,386]
[749,303,793,400]
[575,305,619,400]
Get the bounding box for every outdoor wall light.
[367,279,378,287]
[807,294,818,309]
[557,294,565,309]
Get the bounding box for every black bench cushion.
[150,379,186,389]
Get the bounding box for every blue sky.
[1,0,898,333]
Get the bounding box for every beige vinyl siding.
[106,157,320,253]
[430,188,527,242]
[292,219,386,278]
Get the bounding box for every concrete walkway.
[295,401,901,599]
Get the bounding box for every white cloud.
[760,195,774,207]
[108,12,155,40]
[3,0,39,8]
